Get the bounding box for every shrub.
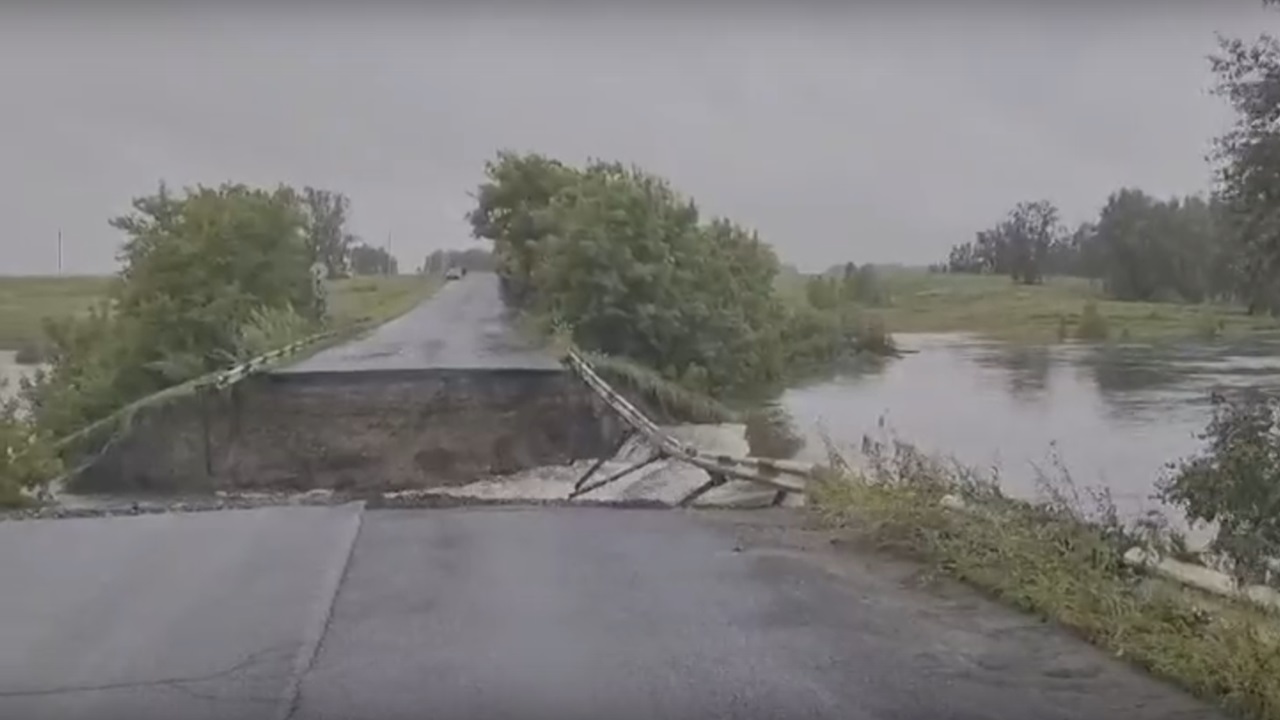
[743,404,805,459]
[468,151,896,396]
[1075,300,1110,341]
[1159,390,1280,586]
[0,382,61,506]
[25,182,321,440]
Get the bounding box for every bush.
[0,382,61,506]
[743,404,805,459]
[1159,390,1280,586]
[468,152,895,396]
[24,182,323,440]
[1075,300,1110,341]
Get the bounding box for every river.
[783,333,1280,527]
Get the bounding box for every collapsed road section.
[64,273,625,496]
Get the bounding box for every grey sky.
[1,3,1274,275]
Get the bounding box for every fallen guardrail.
[24,327,349,501]
[562,348,817,506]
[211,330,341,389]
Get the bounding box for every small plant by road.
[1159,390,1280,587]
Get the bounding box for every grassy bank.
[811,435,1280,720]
[0,274,434,356]
[860,270,1280,344]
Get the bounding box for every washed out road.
[0,505,1224,720]
[280,272,560,373]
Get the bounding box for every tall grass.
[811,429,1280,719]
[582,351,738,424]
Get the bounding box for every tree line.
[420,247,496,275]
[466,152,893,398]
[940,25,1280,313]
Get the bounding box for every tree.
[1002,200,1060,285]
[300,187,355,279]
[465,151,894,395]
[467,151,579,305]
[27,182,319,437]
[1160,391,1280,584]
[110,183,318,371]
[1211,19,1280,314]
[423,247,496,275]
[350,243,398,275]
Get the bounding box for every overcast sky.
[0,3,1274,275]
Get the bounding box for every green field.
[0,274,437,353]
[0,276,115,352]
[781,267,1280,344]
[6,268,1276,352]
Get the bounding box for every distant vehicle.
[445,267,464,280]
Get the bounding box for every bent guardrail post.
[676,471,729,508]
[569,450,666,500]
[573,430,635,494]
[561,347,814,500]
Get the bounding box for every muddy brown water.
[782,332,1280,534]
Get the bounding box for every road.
[280,272,561,373]
[0,505,1224,720]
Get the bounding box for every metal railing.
[561,348,816,501]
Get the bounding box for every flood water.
[783,333,1280,525]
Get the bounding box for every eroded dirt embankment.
[65,368,625,495]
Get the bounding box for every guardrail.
[22,327,349,501]
[211,330,341,389]
[562,348,817,499]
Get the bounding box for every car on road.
[445,267,465,280]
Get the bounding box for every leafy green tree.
[1160,390,1280,584]
[1002,200,1060,285]
[467,151,889,395]
[26,182,319,437]
[0,386,60,505]
[300,187,355,279]
[467,151,579,305]
[350,243,398,275]
[527,162,786,393]
[423,247,496,275]
[1211,18,1280,314]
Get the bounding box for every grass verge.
[810,432,1280,720]
[864,270,1280,344]
[0,276,114,354]
[0,274,435,357]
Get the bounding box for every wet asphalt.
[278,272,561,373]
[0,505,1225,720]
[0,278,1227,720]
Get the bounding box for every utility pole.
[57,229,63,275]
[385,230,393,276]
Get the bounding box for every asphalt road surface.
[0,506,1224,720]
[279,272,561,373]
